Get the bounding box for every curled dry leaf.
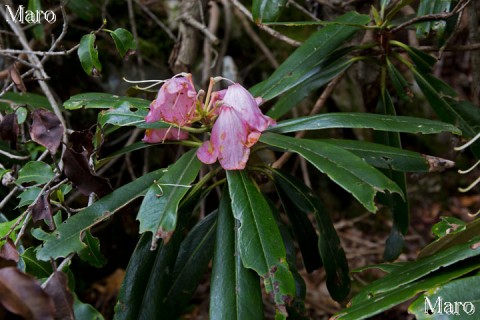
[32,193,55,231]
[423,155,455,172]
[0,113,19,148]
[0,239,19,268]
[30,109,64,154]
[62,147,112,197]
[0,267,55,320]
[70,129,94,157]
[9,65,26,93]
[43,271,75,320]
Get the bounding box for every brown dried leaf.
[70,129,94,157]
[32,193,55,231]
[423,155,455,172]
[0,113,19,147]
[0,267,55,320]
[30,109,64,154]
[0,239,19,268]
[43,271,74,320]
[62,147,112,197]
[9,65,26,93]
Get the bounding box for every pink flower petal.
[222,83,275,132]
[211,106,250,170]
[146,75,197,127]
[197,140,218,164]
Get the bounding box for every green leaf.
[350,237,480,305]
[268,113,462,135]
[78,230,107,268]
[28,0,45,42]
[416,0,452,38]
[17,161,54,185]
[110,28,136,58]
[409,275,480,318]
[0,215,20,241]
[375,89,408,260]
[418,218,480,259]
[15,107,28,124]
[98,103,169,129]
[413,69,479,156]
[0,92,51,111]
[163,212,217,316]
[273,170,322,273]
[261,133,403,212]
[386,58,412,102]
[227,170,295,316]
[137,149,201,248]
[77,34,102,76]
[115,190,203,320]
[320,139,430,172]
[16,187,42,208]
[273,169,350,301]
[267,57,354,119]
[21,247,52,279]
[74,293,104,320]
[64,93,150,110]
[210,189,263,319]
[252,0,287,23]
[431,216,466,239]
[334,257,480,320]
[35,168,165,260]
[250,11,370,100]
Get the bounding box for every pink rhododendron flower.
[142,74,197,142]
[197,83,275,170]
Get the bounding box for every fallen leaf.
[0,239,19,268]
[0,267,55,320]
[30,109,64,154]
[43,271,74,320]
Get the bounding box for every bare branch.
[229,0,301,47]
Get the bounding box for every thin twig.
[181,13,220,44]
[134,0,176,41]
[0,6,68,147]
[233,7,279,68]
[229,0,301,47]
[0,149,31,160]
[41,253,74,289]
[287,0,320,21]
[391,0,472,33]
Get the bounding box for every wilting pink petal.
[197,140,218,164]
[142,128,188,143]
[222,83,275,132]
[146,75,197,127]
[197,106,251,170]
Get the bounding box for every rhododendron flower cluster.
[142,74,275,170]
